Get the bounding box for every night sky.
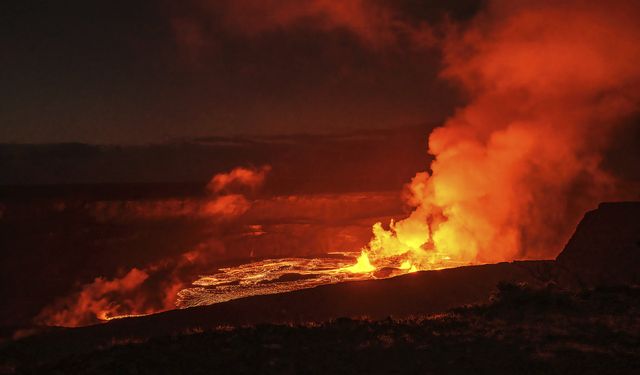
[1,1,481,144]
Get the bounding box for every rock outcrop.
[556,202,640,286]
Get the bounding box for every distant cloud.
[170,0,437,61]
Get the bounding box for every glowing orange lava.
[177,251,427,308]
[342,251,375,273]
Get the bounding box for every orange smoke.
[37,268,150,326]
[35,247,227,327]
[36,166,269,327]
[85,166,272,222]
[207,165,270,194]
[364,0,640,269]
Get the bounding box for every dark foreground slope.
[0,261,554,370]
[557,202,640,286]
[6,284,640,374]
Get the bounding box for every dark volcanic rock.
[556,202,640,286]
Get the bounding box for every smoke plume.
[368,0,640,267]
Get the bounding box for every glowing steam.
[360,0,640,270]
[207,165,271,194]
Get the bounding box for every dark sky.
[1,1,481,144]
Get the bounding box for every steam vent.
[557,202,640,286]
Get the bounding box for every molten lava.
[342,251,376,273]
[177,253,387,308]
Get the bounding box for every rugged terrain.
[3,283,640,374]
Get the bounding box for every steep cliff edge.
[556,202,640,286]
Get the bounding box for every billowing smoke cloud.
[368,0,640,267]
[36,166,269,327]
[35,244,227,327]
[37,267,151,326]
